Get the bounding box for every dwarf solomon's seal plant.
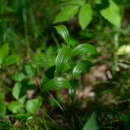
[42,25,97,93]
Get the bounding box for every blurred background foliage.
[0,0,130,129]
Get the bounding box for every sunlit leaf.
[72,43,97,57]
[12,82,22,100]
[116,45,130,55]
[72,61,92,78]
[83,113,99,130]
[54,5,79,23]
[55,25,78,46]
[55,46,72,75]
[55,25,70,44]
[79,4,93,30]
[100,0,121,28]
[42,77,71,92]
[25,98,42,114]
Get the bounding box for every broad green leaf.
[42,77,71,92]
[54,5,79,23]
[11,72,26,82]
[8,101,23,113]
[24,64,35,77]
[0,101,6,117]
[83,113,99,130]
[25,98,42,114]
[116,45,130,55]
[2,55,20,66]
[0,44,9,64]
[55,46,72,75]
[72,61,92,78]
[72,43,97,57]
[79,4,93,30]
[12,83,22,100]
[100,0,121,28]
[55,25,70,44]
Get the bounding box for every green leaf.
[24,64,35,77]
[18,95,26,105]
[42,77,71,92]
[79,4,93,30]
[2,55,20,66]
[0,101,6,117]
[83,113,99,130]
[11,72,26,82]
[54,5,79,23]
[33,49,46,67]
[116,45,130,55]
[72,43,97,57]
[8,101,23,113]
[55,46,72,75]
[25,98,42,114]
[72,61,92,78]
[12,83,22,100]
[55,25,70,44]
[100,0,121,28]
[0,44,9,65]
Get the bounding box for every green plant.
[53,0,127,29]
[0,44,20,67]
[0,0,130,129]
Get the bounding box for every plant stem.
[112,31,119,76]
[51,33,60,49]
